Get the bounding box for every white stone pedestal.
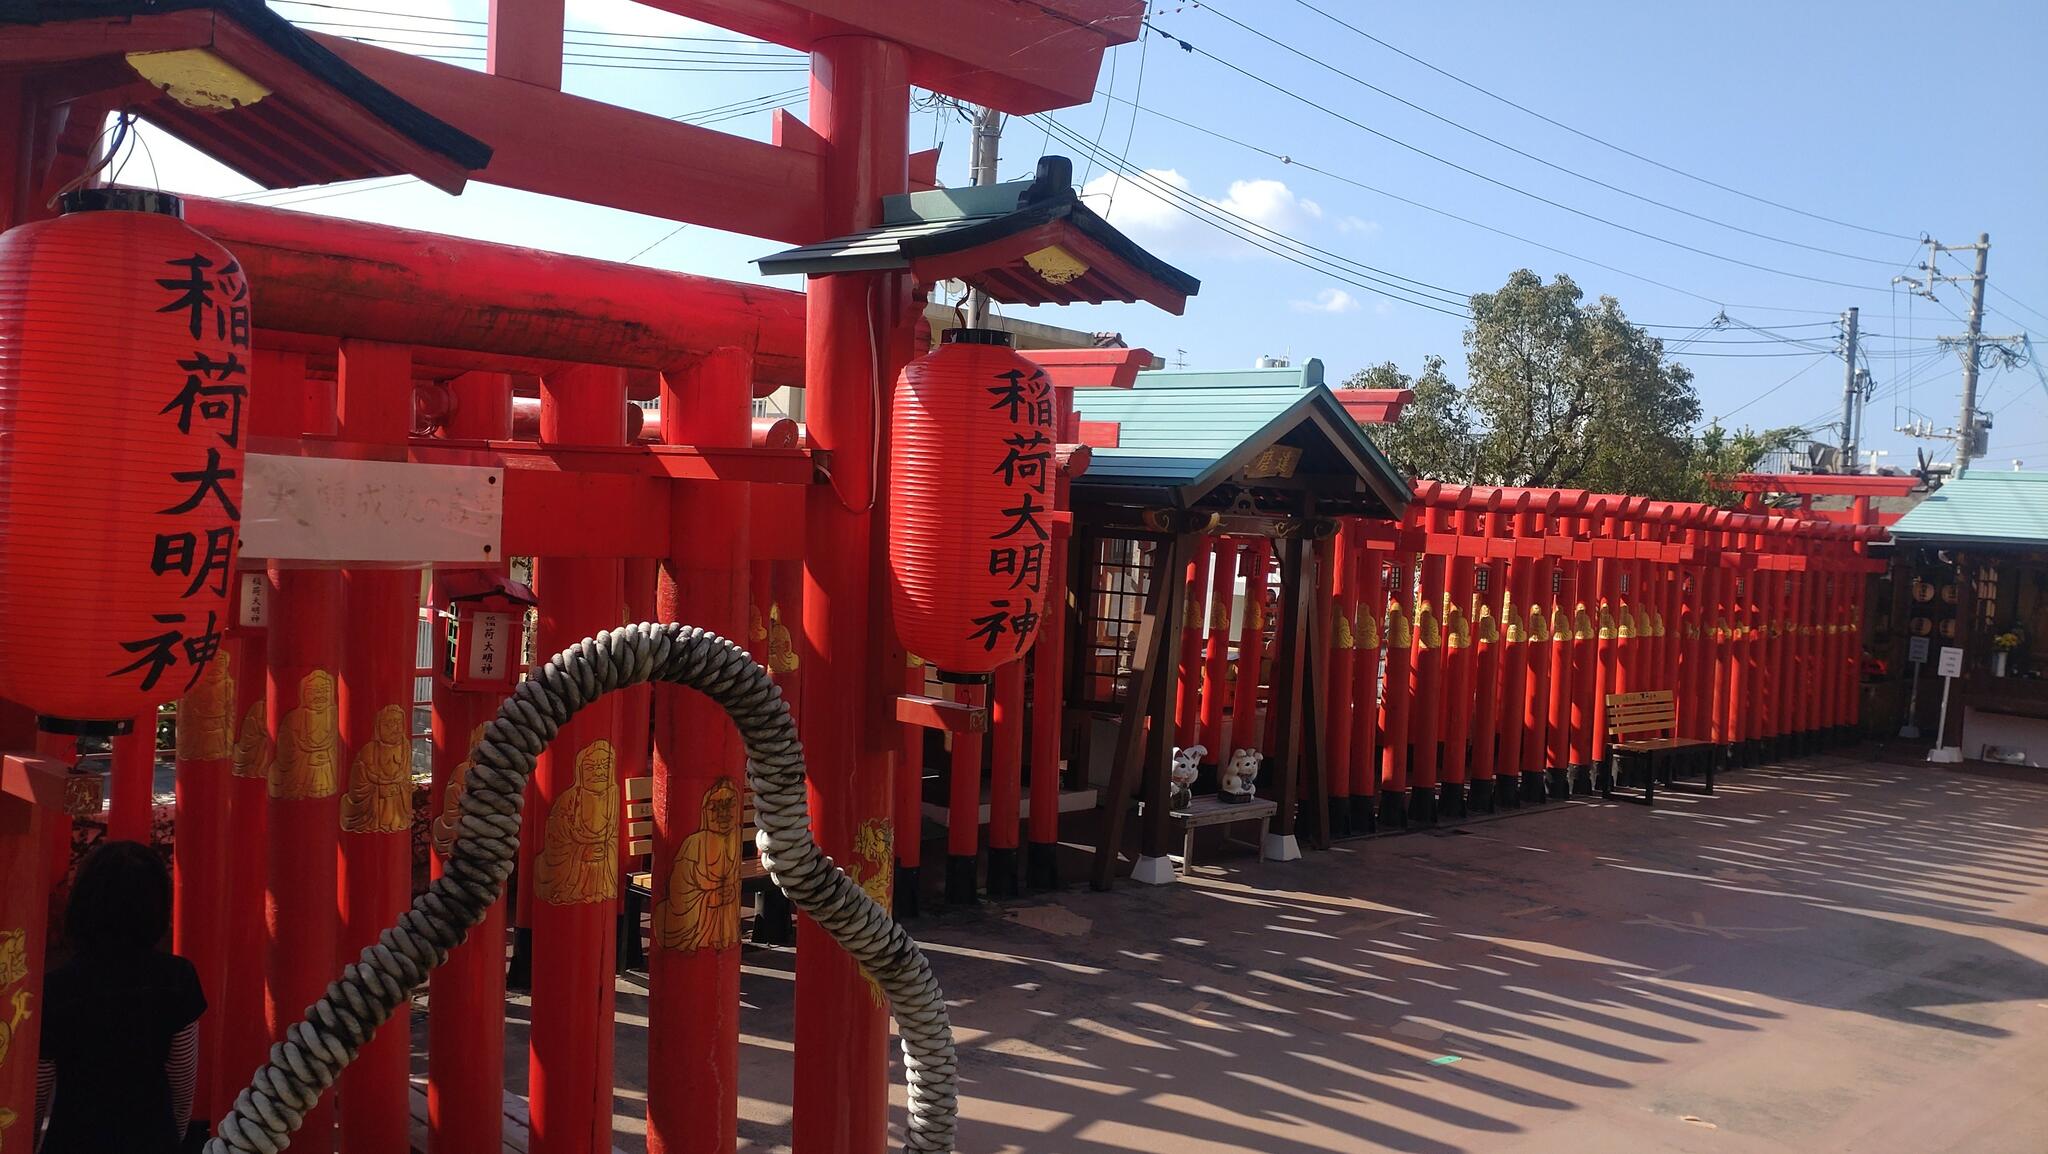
[1130,855,1177,885]
[1262,832,1301,862]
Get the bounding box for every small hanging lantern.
[0,189,250,731]
[888,329,1056,676]
[436,571,537,693]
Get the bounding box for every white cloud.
[1216,178,1320,231]
[1291,288,1359,314]
[1079,169,1331,260]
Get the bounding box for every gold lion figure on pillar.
[767,603,799,674]
[342,704,413,834]
[535,740,619,905]
[848,819,893,1006]
[233,700,271,781]
[433,723,487,859]
[177,651,235,762]
[654,778,743,953]
[270,670,339,800]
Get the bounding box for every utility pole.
[1838,306,1860,471]
[1893,233,2019,474]
[1954,236,1990,474]
[963,104,1002,328]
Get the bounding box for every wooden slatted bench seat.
[1602,689,1713,806]
[1172,794,1278,870]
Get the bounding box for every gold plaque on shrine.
[1242,445,1302,480]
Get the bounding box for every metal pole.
[1955,234,1990,474]
[1839,307,1860,469]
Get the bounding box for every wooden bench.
[1602,690,1713,806]
[1172,794,1278,870]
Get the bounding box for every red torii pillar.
[1026,411,1081,891]
[217,357,288,1124]
[107,720,155,843]
[172,589,235,1126]
[1324,525,1357,837]
[1174,544,1209,749]
[1736,515,1768,766]
[1544,498,1583,799]
[1197,538,1237,775]
[987,659,1026,898]
[1493,493,1537,810]
[649,348,752,1154]
[1349,538,1385,833]
[1588,501,1627,790]
[797,37,912,1154]
[264,354,344,1152]
[1439,493,1478,819]
[1564,500,1606,796]
[529,364,628,1154]
[427,372,516,1154]
[1379,546,1416,827]
[335,340,417,1154]
[1515,496,1557,805]
[1408,493,1448,825]
[1467,492,1512,812]
[1230,539,1272,759]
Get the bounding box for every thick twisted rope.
[207,623,958,1154]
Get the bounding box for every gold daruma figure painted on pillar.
[271,669,339,800]
[233,699,271,780]
[342,703,412,834]
[536,740,620,905]
[654,778,743,952]
[177,650,235,762]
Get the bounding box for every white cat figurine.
[1220,748,1261,803]
[1169,744,1204,810]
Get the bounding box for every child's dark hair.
[65,841,172,953]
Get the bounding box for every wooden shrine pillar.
[529,364,627,1154]
[335,339,418,1154]
[648,348,751,1154]
[1093,533,1189,889]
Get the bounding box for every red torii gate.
[0,4,1147,1154]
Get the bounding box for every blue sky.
[144,0,2048,472]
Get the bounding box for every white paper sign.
[240,454,502,565]
[467,611,515,681]
[1907,635,1930,665]
[1936,646,1964,679]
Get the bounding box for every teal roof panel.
[1889,471,2048,548]
[1071,370,1408,515]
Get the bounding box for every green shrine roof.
[1072,359,1409,517]
[1889,470,2048,550]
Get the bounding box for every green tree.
[1464,270,1699,495]
[1343,355,1472,481]
[1348,270,1807,502]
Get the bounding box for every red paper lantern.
[0,190,249,729]
[889,329,1056,675]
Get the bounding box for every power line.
[1094,91,1851,319]
[1141,16,1885,294]
[1039,116,1475,318]
[1195,1,1899,268]
[273,0,795,50]
[1716,353,1834,422]
[1991,284,2048,327]
[1276,0,1918,244]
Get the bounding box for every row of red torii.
[1060,481,1885,878]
